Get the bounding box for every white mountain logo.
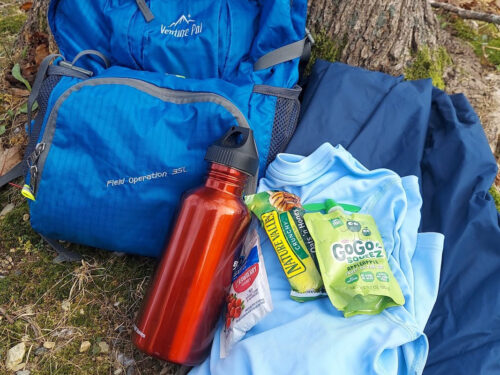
[168,14,195,27]
[161,14,203,38]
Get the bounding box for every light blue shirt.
[191,143,444,375]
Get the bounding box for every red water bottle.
[132,127,259,365]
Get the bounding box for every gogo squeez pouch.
[304,208,405,317]
[245,191,324,302]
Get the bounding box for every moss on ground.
[310,31,343,63]
[441,14,500,69]
[404,46,452,90]
[304,31,344,75]
[490,186,500,211]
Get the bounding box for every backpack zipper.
[29,77,250,198]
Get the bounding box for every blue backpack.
[0,0,309,259]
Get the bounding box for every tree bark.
[307,0,439,75]
[17,0,51,47]
[13,0,53,84]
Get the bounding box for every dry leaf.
[35,44,49,67]
[0,145,22,177]
[9,88,30,98]
[20,2,33,11]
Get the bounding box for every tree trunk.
[307,0,439,75]
[13,0,53,84]
[17,0,51,47]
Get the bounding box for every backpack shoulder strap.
[0,54,63,189]
[0,161,25,188]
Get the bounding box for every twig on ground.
[24,343,33,368]
[18,315,43,339]
[0,306,15,323]
[429,1,500,25]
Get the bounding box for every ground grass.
[0,13,24,35]
[0,186,166,373]
[0,201,176,374]
[0,3,26,67]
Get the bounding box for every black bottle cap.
[205,126,259,176]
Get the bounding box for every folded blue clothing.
[191,143,444,374]
[285,60,500,374]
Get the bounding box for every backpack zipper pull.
[24,142,46,201]
[22,184,35,201]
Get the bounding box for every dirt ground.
[441,23,500,158]
[0,2,499,375]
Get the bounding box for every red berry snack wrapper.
[220,220,273,358]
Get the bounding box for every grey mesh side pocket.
[253,84,302,165]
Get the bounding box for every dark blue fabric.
[285,60,500,374]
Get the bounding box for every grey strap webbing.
[136,0,155,22]
[40,235,82,263]
[47,65,92,80]
[72,50,111,69]
[253,38,306,71]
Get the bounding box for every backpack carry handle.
[71,50,111,70]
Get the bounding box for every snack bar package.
[245,191,323,302]
[304,208,405,317]
[220,223,273,358]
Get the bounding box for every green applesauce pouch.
[245,191,324,302]
[303,208,405,317]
